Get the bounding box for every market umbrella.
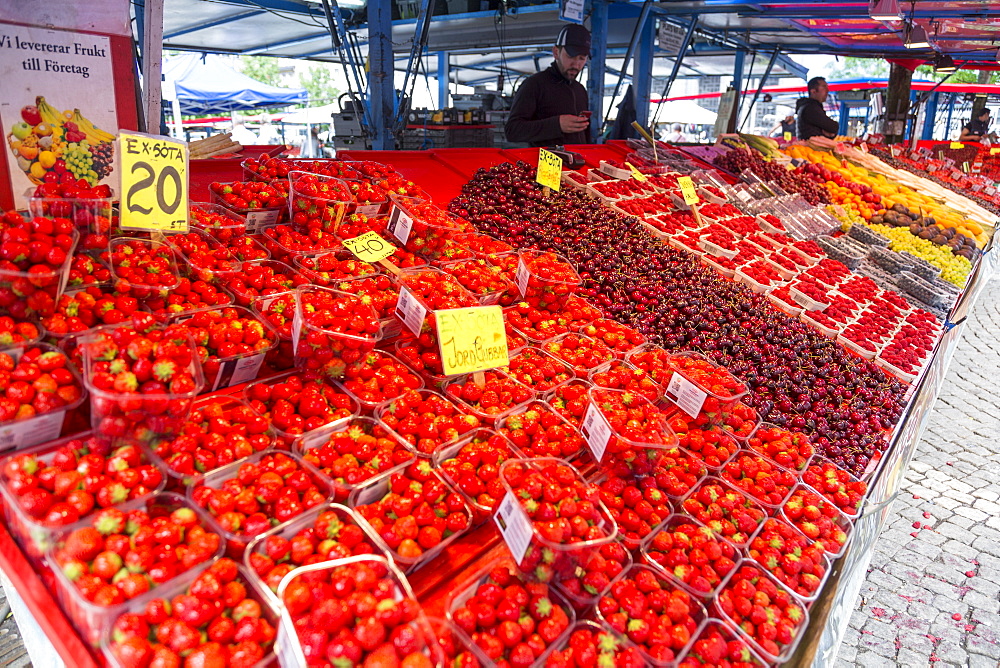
[162,53,307,115]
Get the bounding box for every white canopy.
[277,103,340,125]
[652,100,718,125]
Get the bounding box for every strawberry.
[376,388,479,455]
[681,479,767,548]
[642,517,738,597]
[715,563,806,661]
[436,428,521,522]
[244,371,357,445]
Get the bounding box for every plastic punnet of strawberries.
[587,387,677,477]
[714,563,807,662]
[105,238,180,300]
[293,285,381,379]
[747,423,815,472]
[597,474,674,551]
[681,479,767,549]
[108,557,276,668]
[0,344,83,424]
[539,619,648,668]
[496,401,587,462]
[244,372,357,443]
[545,378,594,426]
[498,458,616,582]
[288,171,352,235]
[340,349,423,409]
[444,370,536,422]
[376,389,480,455]
[542,333,615,376]
[434,428,521,522]
[450,560,574,666]
[746,517,829,600]
[642,516,740,598]
[800,459,867,517]
[280,555,439,667]
[506,348,573,392]
[677,620,766,668]
[720,453,798,509]
[595,565,706,665]
[0,211,78,318]
[352,460,471,567]
[781,486,851,556]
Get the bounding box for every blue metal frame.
[368,0,395,149]
[732,49,746,120]
[588,0,609,140]
[634,13,655,129]
[438,51,450,107]
[165,10,266,40]
[922,92,938,141]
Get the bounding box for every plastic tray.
[734,268,774,294]
[441,370,537,425]
[780,484,854,560]
[515,249,582,306]
[679,476,768,549]
[293,415,418,503]
[676,619,769,667]
[661,351,748,424]
[243,370,360,448]
[431,428,523,525]
[767,291,804,317]
[0,228,79,319]
[788,284,829,311]
[105,236,181,300]
[209,188,286,233]
[800,311,841,339]
[837,333,879,360]
[47,491,224,647]
[189,202,248,242]
[291,284,383,375]
[347,463,473,573]
[189,449,335,558]
[639,513,743,601]
[28,197,113,238]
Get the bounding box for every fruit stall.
[0,136,995,668]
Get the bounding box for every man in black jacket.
[796,77,839,140]
[505,25,591,146]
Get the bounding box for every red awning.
[654,78,1000,103]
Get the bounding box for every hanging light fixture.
[869,0,902,21]
[934,54,957,73]
[904,22,931,49]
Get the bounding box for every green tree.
[239,56,284,87]
[299,64,341,106]
[914,65,1000,85]
[827,57,890,81]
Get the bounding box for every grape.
[65,140,96,184]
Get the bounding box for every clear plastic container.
[243,502,389,610]
[720,452,799,511]
[495,400,593,466]
[291,250,380,286]
[515,250,582,306]
[437,257,517,306]
[48,491,224,647]
[189,202,248,243]
[105,236,181,300]
[431,427,522,525]
[744,516,831,605]
[338,348,425,411]
[680,476,768,549]
[780,484,854,559]
[386,193,464,258]
[446,555,577,661]
[506,347,575,392]
[441,369,537,425]
[713,562,810,664]
[28,196,112,237]
[661,351,749,425]
[294,415,417,503]
[210,186,287,232]
[165,227,242,284]
[800,456,867,520]
[348,462,473,573]
[744,421,815,473]
[243,370,360,448]
[593,563,707,666]
[292,284,383,375]
[584,386,678,474]
[144,394,276,488]
[189,449,335,558]
[639,513,742,600]
[287,170,352,236]
[275,554,438,667]
[332,274,403,340]
[167,304,278,391]
[498,457,618,577]
[373,388,475,455]
[395,266,480,318]
[676,619,768,667]
[587,359,663,403]
[0,342,86,451]
[82,329,204,446]
[541,332,616,377]
[342,178,390,216]
[0,228,79,319]
[0,431,165,564]
[103,563,277,668]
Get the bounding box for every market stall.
[0,131,996,668]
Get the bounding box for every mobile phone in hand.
[579,111,592,119]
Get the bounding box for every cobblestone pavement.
[837,276,1000,668]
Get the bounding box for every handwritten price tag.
[119,131,189,232]
[783,131,792,142]
[435,306,508,376]
[536,149,562,191]
[678,176,699,206]
[625,162,648,183]
[950,142,965,149]
[580,402,613,461]
[342,231,396,263]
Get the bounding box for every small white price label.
[494,491,533,565]
[859,142,869,153]
[515,257,529,297]
[580,402,613,461]
[0,410,65,452]
[396,287,426,335]
[387,205,414,245]
[665,372,708,418]
[356,203,382,217]
[209,354,265,391]
[245,209,279,233]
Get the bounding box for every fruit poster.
[0,23,118,208]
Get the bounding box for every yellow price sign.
[625,162,648,182]
[119,131,189,232]
[342,231,396,263]
[991,148,1000,155]
[678,176,699,205]
[436,305,509,376]
[950,142,965,149]
[783,131,792,142]
[536,148,562,191]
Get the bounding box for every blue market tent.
[163,53,308,114]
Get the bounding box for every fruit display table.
[0,142,996,668]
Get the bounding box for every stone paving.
[837,275,1000,668]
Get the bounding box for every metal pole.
[732,49,746,121]
[587,0,608,141]
[438,51,450,108]
[922,91,938,140]
[946,92,955,140]
[738,48,779,132]
[604,0,653,125]
[838,101,849,137]
[367,0,395,149]
[634,13,655,130]
[141,0,164,134]
[650,18,697,128]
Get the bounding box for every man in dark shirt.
[505,25,591,146]
[795,77,839,140]
[960,109,991,142]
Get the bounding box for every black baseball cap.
[555,24,591,58]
